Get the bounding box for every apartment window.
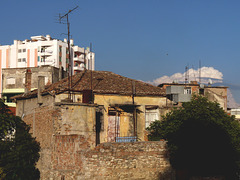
[6,77,16,85]
[22,49,26,52]
[66,58,69,63]
[38,56,40,62]
[18,49,22,53]
[145,106,159,128]
[59,57,62,62]
[18,58,26,62]
[59,46,62,52]
[184,87,192,94]
[41,47,46,52]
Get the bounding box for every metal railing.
[115,136,137,142]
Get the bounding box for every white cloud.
[150,67,223,86]
[227,90,239,108]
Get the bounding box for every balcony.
[73,55,84,63]
[115,136,138,142]
[39,50,53,56]
[73,46,85,53]
[73,65,84,71]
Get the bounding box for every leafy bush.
[0,99,40,180]
[147,95,240,179]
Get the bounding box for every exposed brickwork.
[23,105,55,149]
[51,135,90,170]
[18,99,174,180]
[49,140,174,180]
[22,104,60,179]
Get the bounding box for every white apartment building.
[0,35,95,98]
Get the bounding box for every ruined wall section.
[16,95,58,179]
[53,103,97,148]
[50,135,91,179]
[49,140,174,180]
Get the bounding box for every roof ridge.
[12,70,165,100]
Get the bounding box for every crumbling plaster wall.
[53,102,97,148]
[16,93,172,179]
[54,93,170,143]
[16,95,98,179]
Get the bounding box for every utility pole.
[132,81,137,138]
[58,6,78,100]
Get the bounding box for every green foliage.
[147,95,240,179]
[0,99,40,180]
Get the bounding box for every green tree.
[0,99,40,180]
[147,95,240,179]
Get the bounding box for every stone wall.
[50,139,174,180]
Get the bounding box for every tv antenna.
[185,65,189,84]
[192,65,196,81]
[58,6,78,100]
[199,60,201,84]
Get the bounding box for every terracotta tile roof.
[13,70,165,100]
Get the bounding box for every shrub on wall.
[147,95,240,179]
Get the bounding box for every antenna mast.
[192,65,196,81]
[199,60,201,84]
[58,6,78,100]
[90,43,93,103]
[185,65,189,84]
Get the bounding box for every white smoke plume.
[150,67,223,86]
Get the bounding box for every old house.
[2,65,67,109]
[159,81,228,111]
[13,70,172,179]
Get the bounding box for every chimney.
[82,90,94,103]
[25,69,32,93]
[38,76,45,105]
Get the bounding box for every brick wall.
[49,139,174,180]
[19,99,174,180]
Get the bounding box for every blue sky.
[1,0,240,103]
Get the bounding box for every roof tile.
[13,70,165,100]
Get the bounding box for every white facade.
[0,35,95,98]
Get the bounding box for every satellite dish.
[200,84,204,89]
